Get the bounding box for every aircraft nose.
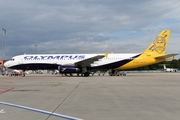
[4,61,9,68]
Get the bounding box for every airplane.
[4,30,178,77]
[163,64,178,72]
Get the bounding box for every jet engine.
[58,65,81,74]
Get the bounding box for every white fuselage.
[4,53,140,70]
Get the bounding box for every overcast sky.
[1,0,180,59]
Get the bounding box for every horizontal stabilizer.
[155,54,179,60]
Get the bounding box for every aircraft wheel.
[84,72,90,77]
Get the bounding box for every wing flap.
[75,55,105,67]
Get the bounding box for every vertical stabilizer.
[143,30,170,56]
[163,64,166,69]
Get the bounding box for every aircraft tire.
[84,72,90,77]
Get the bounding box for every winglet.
[104,53,109,58]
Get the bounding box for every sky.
[0,0,180,59]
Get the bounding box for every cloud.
[0,0,180,59]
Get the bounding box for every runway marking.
[0,109,6,113]
[0,101,83,120]
[0,88,14,95]
[0,80,14,95]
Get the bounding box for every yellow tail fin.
[143,30,170,56]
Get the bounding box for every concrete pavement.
[1,73,180,120]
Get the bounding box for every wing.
[75,55,105,67]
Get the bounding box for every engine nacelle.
[58,65,81,73]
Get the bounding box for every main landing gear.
[76,72,90,77]
[84,72,90,77]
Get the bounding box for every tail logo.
[154,36,166,54]
[149,31,167,54]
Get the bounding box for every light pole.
[1,28,6,75]
[2,28,6,61]
[35,45,37,54]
